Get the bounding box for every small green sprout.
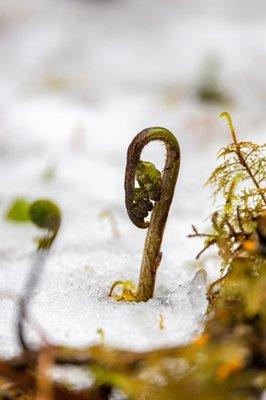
[5,198,31,222]
[96,328,105,345]
[29,199,61,250]
[109,281,137,302]
[5,198,61,250]
[17,199,61,351]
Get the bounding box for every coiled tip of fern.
[30,199,61,232]
[30,199,61,249]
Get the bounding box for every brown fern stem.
[125,127,180,302]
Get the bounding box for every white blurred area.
[0,0,265,356]
[0,0,266,108]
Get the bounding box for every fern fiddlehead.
[17,200,61,351]
[124,127,180,302]
[189,112,266,265]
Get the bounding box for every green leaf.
[5,198,31,222]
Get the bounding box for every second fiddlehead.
[17,199,61,351]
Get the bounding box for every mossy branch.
[189,113,266,265]
[220,112,266,205]
[125,127,180,302]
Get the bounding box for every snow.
[0,0,265,359]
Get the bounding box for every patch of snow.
[0,0,265,357]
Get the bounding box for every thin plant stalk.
[17,200,61,351]
[17,250,50,351]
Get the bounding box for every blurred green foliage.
[5,198,31,222]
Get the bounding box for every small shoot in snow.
[96,328,105,345]
[30,199,61,250]
[17,199,61,351]
[109,281,138,302]
[110,127,180,302]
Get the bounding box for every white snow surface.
[0,0,265,358]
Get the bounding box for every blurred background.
[0,0,266,355]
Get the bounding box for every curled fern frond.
[116,127,180,302]
[30,199,61,250]
[17,199,61,351]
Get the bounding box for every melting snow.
[0,0,265,358]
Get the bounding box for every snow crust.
[0,0,265,358]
